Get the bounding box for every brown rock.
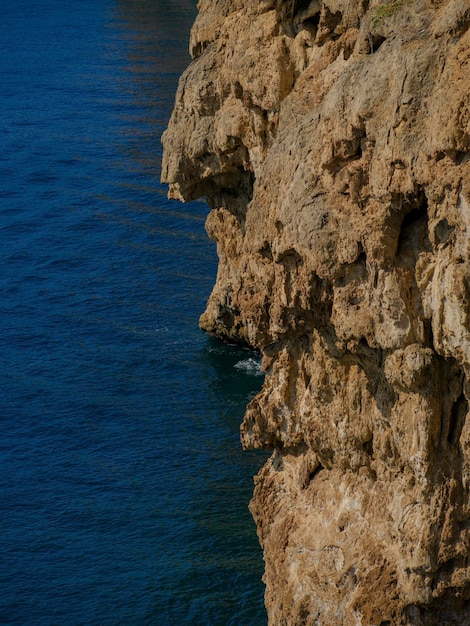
[162,0,470,623]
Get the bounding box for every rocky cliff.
[161,0,470,623]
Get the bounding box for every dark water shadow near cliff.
[150,336,269,625]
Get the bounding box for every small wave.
[234,358,264,376]
[154,325,169,333]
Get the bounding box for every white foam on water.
[234,357,264,376]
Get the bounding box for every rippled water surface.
[0,1,267,624]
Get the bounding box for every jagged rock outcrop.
[162,0,470,623]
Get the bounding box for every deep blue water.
[0,1,267,624]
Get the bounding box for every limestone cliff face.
[162,0,470,623]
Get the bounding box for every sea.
[0,1,268,624]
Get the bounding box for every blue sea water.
[0,1,268,624]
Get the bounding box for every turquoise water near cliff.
[0,1,268,624]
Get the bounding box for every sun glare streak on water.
[0,1,268,624]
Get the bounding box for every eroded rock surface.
[162,0,470,623]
